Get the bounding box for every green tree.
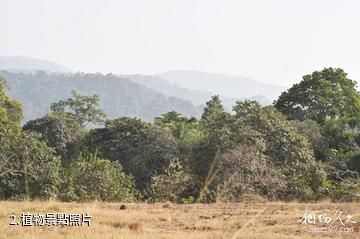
[201,95,230,135]
[0,76,23,133]
[214,146,287,202]
[23,113,83,163]
[86,117,180,192]
[233,101,313,164]
[191,96,231,182]
[50,91,106,127]
[154,111,203,169]
[148,158,196,202]
[274,68,360,125]
[0,131,61,200]
[232,100,326,200]
[154,111,201,141]
[290,120,328,161]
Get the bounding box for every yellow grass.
[0,201,359,239]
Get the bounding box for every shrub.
[59,153,136,202]
[0,131,61,200]
[148,158,196,202]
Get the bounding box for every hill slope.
[124,74,243,110]
[0,55,71,73]
[158,70,286,101]
[1,71,202,122]
[125,74,274,110]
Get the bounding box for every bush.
[212,147,287,202]
[23,113,83,163]
[0,131,61,200]
[59,153,136,202]
[148,158,196,202]
[323,178,360,202]
[86,117,180,192]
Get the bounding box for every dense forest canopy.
[0,68,359,202]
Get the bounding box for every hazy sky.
[1,0,359,85]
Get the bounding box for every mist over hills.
[0,55,71,73]
[0,56,286,122]
[125,71,286,110]
[125,74,274,110]
[1,71,202,122]
[158,70,286,102]
[124,74,236,110]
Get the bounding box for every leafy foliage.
[0,131,61,200]
[59,153,136,202]
[214,147,287,202]
[0,76,23,133]
[50,91,106,127]
[1,68,359,202]
[290,120,328,161]
[148,158,196,202]
[190,96,231,181]
[154,111,202,143]
[86,117,180,192]
[275,68,360,124]
[23,113,83,163]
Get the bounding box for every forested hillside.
[1,71,202,122]
[125,74,239,111]
[0,55,71,73]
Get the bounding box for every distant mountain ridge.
[157,70,286,102]
[0,55,71,73]
[125,71,284,109]
[1,71,202,122]
[0,55,285,103]
[124,74,242,110]
[0,56,286,121]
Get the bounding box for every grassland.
[0,201,359,239]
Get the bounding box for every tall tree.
[154,111,202,146]
[0,131,61,200]
[274,68,360,124]
[232,100,326,200]
[50,91,106,127]
[85,117,180,192]
[191,96,231,195]
[0,76,23,133]
[23,113,83,163]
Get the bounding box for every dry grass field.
[0,200,359,239]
